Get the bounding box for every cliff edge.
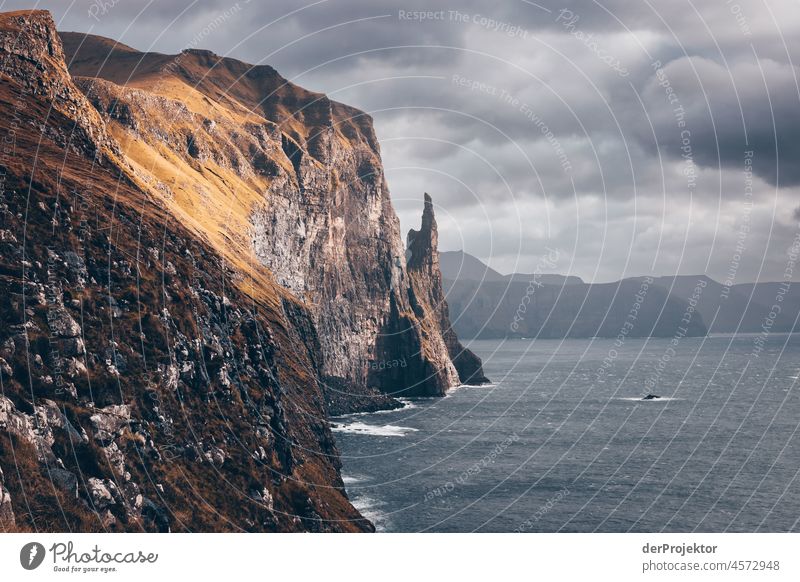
[0,10,366,532]
[407,194,489,385]
[60,29,487,413]
[0,10,486,532]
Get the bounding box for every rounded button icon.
[20,542,46,570]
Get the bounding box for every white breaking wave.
[618,396,680,402]
[331,421,419,436]
[445,382,497,397]
[350,494,390,532]
[367,398,418,414]
[332,398,417,419]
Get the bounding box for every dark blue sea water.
[334,334,800,532]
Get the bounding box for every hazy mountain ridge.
[440,251,584,285]
[442,252,797,339]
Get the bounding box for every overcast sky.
[7,0,800,283]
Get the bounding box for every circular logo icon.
[20,542,46,570]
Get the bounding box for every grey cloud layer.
[7,0,798,282]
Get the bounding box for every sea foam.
[331,421,419,436]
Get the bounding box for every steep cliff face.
[0,10,486,532]
[0,10,368,532]
[0,11,112,158]
[407,195,489,385]
[60,30,487,412]
[250,102,471,404]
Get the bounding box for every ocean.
[333,333,800,532]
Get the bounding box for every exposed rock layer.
[407,195,488,385]
[0,10,485,531]
[0,10,367,532]
[59,28,487,411]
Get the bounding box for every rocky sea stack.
[0,10,485,532]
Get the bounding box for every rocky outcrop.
[0,466,15,529]
[406,194,488,385]
[0,9,485,532]
[0,11,369,532]
[251,109,472,402]
[60,31,486,410]
[0,10,112,158]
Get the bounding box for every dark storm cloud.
[638,56,800,188]
[3,0,798,282]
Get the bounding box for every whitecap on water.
[445,382,497,397]
[341,474,365,485]
[350,494,390,532]
[331,421,418,436]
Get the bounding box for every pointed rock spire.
[407,193,439,273]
